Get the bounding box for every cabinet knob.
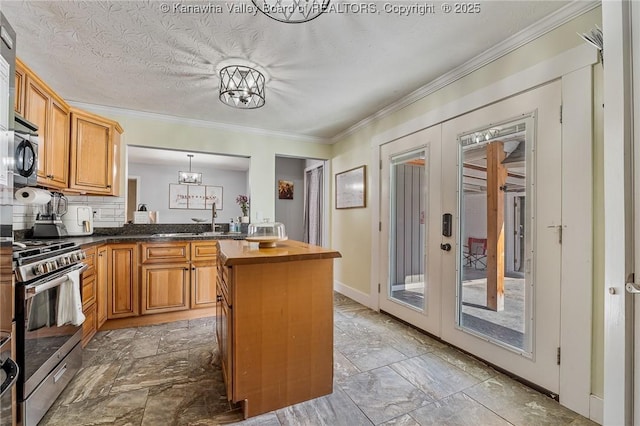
[106,185,111,189]
[216,295,222,302]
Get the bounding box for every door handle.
[625,274,640,294]
[440,243,451,252]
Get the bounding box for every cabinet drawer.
[82,246,97,278]
[82,274,96,309]
[140,242,190,264]
[191,241,217,260]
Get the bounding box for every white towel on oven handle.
[56,268,86,327]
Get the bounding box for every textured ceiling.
[4,0,574,140]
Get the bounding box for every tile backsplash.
[13,195,126,231]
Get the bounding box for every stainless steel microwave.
[13,114,38,188]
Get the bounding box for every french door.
[440,80,562,393]
[379,126,442,335]
[379,80,563,394]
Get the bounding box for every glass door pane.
[457,120,532,354]
[389,149,426,310]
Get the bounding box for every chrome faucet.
[211,202,220,232]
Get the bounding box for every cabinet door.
[15,61,25,115]
[96,245,108,327]
[24,75,49,180]
[69,111,113,194]
[141,264,190,314]
[191,260,217,309]
[216,278,232,399]
[46,97,70,188]
[107,244,138,319]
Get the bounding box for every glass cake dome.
[246,220,288,247]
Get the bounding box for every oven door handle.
[25,264,88,299]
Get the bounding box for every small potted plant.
[236,195,250,223]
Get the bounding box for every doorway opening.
[275,156,328,246]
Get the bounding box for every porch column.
[486,141,506,311]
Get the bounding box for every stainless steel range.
[13,241,87,426]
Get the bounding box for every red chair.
[463,237,487,269]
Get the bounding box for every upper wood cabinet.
[15,58,123,195]
[69,108,123,196]
[15,60,25,116]
[19,59,70,189]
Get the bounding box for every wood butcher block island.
[216,239,341,418]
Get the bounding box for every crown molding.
[330,0,600,143]
[66,101,330,144]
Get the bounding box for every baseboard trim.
[589,394,603,425]
[334,280,375,310]
[100,307,216,331]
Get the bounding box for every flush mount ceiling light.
[219,65,266,109]
[251,0,331,23]
[178,154,203,185]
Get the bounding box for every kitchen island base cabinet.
[217,240,340,419]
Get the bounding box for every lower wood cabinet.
[81,245,97,347]
[141,263,190,314]
[96,245,108,328]
[216,258,232,396]
[107,243,139,319]
[79,240,218,341]
[191,261,217,308]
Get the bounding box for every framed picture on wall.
[335,165,366,209]
[169,184,223,209]
[278,180,294,199]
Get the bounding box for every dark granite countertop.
[14,223,247,247]
[71,232,247,247]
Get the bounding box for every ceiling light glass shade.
[219,65,266,109]
[178,171,202,185]
[252,0,330,23]
[178,154,202,184]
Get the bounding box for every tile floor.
[40,293,597,425]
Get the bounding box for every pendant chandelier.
[219,65,266,109]
[178,154,202,184]
[252,0,331,23]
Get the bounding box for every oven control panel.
[14,248,86,283]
